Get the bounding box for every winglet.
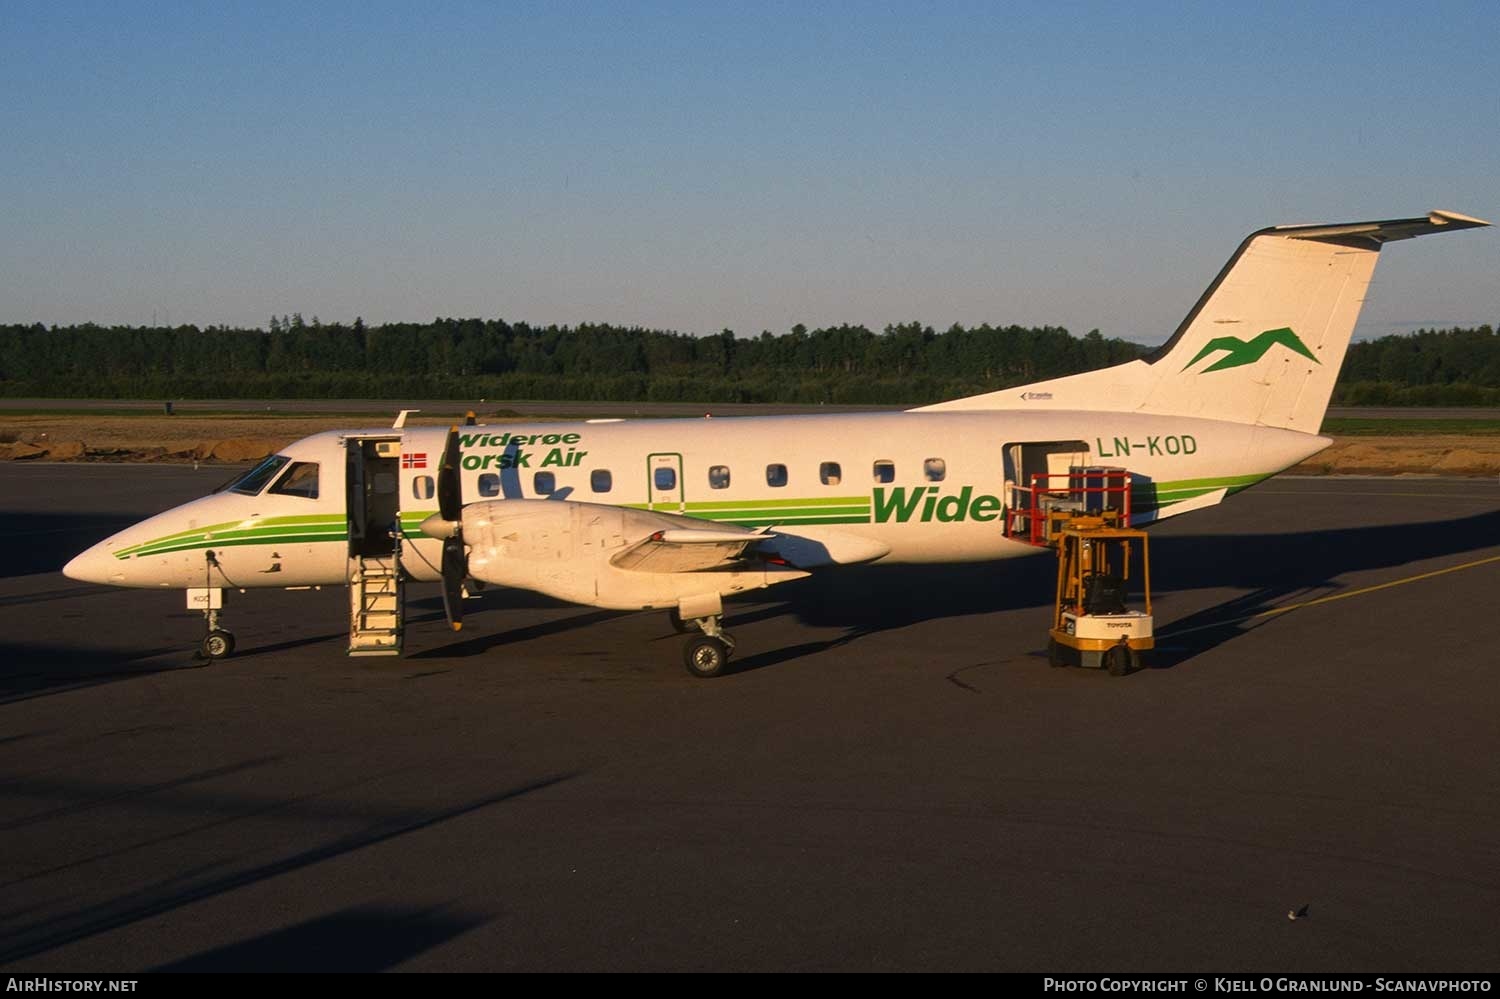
[1430,209,1490,227]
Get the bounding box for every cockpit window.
[269,461,320,499]
[219,455,290,496]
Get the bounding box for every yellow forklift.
[1013,467,1152,676]
[1008,466,1154,675]
[1048,518,1153,675]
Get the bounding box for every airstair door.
[345,436,405,656]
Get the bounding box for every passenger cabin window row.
[703,459,947,488]
[433,469,619,500]
[413,458,952,500]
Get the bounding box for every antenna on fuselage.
[392,409,420,429]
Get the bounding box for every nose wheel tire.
[201,630,236,661]
[683,636,731,678]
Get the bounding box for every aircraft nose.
[62,541,118,585]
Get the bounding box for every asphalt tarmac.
[2,465,1498,972]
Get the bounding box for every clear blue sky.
[4,1,1496,344]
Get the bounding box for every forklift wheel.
[1048,638,1067,668]
[1105,645,1131,676]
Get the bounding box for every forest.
[1,317,1496,405]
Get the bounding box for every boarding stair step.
[348,554,404,657]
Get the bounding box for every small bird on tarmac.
[1288,905,1310,921]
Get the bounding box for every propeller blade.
[440,536,465,632]
[438,425,462,523]
[433,427,465,631]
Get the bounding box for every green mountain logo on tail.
[1181,327,1320,373]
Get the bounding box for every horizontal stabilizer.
[1133,487,1227,526]
[1272,209,1489,245]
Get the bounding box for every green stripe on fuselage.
[1135,472,1269,512]
[120,530,349,558]
[683,496,869,511]
[114,514,347,559]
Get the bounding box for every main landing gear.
[680,614,736,679]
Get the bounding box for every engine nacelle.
[460,500,805,610]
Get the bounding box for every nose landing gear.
[680,613,736,678]
[190,585,236,662]
[201,621,236,661]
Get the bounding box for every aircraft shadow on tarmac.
[406,508,1500,675]
[1144,508,1500,668]
[151,904,490,972]
[774,509,1500,671]
[0,641,195,704]
[14,509,1500,680]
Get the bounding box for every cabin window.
[924,458,947,482]
[269,461,320,499]
[534,471,556,495]
[873,460,895,483]
[411,475,435,501]
[708,465,730,489]
[591,469,612,493]
[223,455,289,496]
[766,463,788,487]
[477,473,501,497]
[819,462,842,485]
[654,466,677,491]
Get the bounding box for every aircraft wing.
[451,499,806,610]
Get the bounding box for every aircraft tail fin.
[917,210,1489,431]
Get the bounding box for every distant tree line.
[0,316,1144,404]
[1334,325,1500,405]
[1,317,1495,405]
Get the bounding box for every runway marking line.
[1162,552,1500,638]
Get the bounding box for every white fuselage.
[63,408,1329,593]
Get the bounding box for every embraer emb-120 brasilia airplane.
[64,210,1490,676]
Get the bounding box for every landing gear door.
[647,452,685,514]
